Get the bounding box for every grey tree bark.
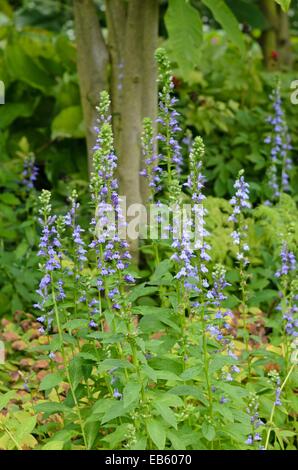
[259,0,279,69]
[105,0,127,155]
[118,0,144,261]
[73,0,109,174]
[140,0,159,204]
[277,8,292,68]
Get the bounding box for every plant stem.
[200,308,213,418]
[264,363,295,450]
[2,424,22,450]
[51,276,88,449]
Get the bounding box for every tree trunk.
[117,0,144,262]
[105,0,127,155]
[73,0,109,174]
[259,0,279,70]
[140,0,159,204]
[277,8,292,69]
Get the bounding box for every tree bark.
[118,0,144,262]
[259,0,279,70]
[73,0,109,174]
[105,0,127,155]
[140,0,159,204]
[277,8,292,68]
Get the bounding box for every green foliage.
[202,0,245,54]
[165,0,202,77]
[0,0,297,453]
[275,0,292,12]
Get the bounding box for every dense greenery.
[0,0,297,452]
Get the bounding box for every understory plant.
[0,51,297,451]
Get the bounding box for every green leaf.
[14,414,36,442]
[102,423,131,448]
[101,401,127,424]
[202,0,245,53]
[169,385,207,404]
[42,441,64,450]
[68,356,85,391]
[64,319,88,330]
[150,260,172,282]
[165,0,203,76]
[133,306,172,316]
[209,355,236,373]
[5,43,55,91]
[141,364,157,382]
[167,430,186,450]
[153,402,177,429]
[155,370,182,381]
[128,285,158,302]
[98,359,134,373]
[34,402,69,414]
[0,391,16,411]
[275,0,291,12]
[226,0,267,29]
[146,419,166,449]
[39,372,63,391]
[202,422,216,441]
[123,382,141,409]
[0,103,35,129]
[51,106,85,139]
[85,422,99,449]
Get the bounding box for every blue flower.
[113,388,122,399]
[265,84,293,199]
[21,154,38,190]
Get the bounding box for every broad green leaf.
[102,423,131,448]
[153,402,177,429]
[34,402,69,414]
[64,319,88,330]
[85,422,99,449]
[0,102,35,129]
[146,419,166,450]
[165,0,202,76]
[202,422,216,441]
[209,355,236,373]
[155,370,182,381]
[101,401,127,424]
[167,430,186,450]
[14,413,36,442]
[51,105,85,139]
[148,357,183,375]
[150,260,172,282]
[222,422,251,442]
[69,356,85,390]
[275,0,291,11]
[39,372,63,391]
[139,315,165,333]
[213,403,234,422]
[5,43,55,91]
[202,0,245,53]
[180,366,203,380]
[123,382,141,409]
[85,399,114,423]
[98,359,134,373]
[128,285,158,302]
[226,0,267,29]
[0,391,16,411]
[133,306,172,316]
[42,441,64,450]
[141,364,157,382]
